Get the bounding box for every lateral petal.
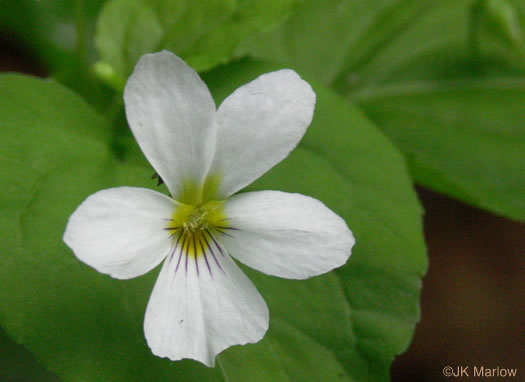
[124,51,217,203]
[63,187,174,279]
[221,191,355,279]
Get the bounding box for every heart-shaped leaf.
[0,68,425,381]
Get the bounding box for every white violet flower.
[63,50,355,367]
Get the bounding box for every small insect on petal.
[151,172,164,186]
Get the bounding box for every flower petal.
[221,191,355,279]
[206,69,315,198]
[144,232,268,366]
[63,187,174,279]
[124,51,217,202]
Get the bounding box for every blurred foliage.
[237,0,436,85]
[0,0,110,109]
[0,0,105,67]
[0,0,524,381]
[472,0,525,66]
[95,0,299,90]
[239,0,525,220]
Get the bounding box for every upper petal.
[220,191,355,279]
[206,69,315,199]
[124,51,217,203]
[144,232,268,366]
[63,187,174,279]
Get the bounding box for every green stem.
[75,0,87,65]
[106,95,124,125]
[468,0,484,63]
[106,95,127,160]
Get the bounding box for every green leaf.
[241,0,525,221]
[205,60,427,380]
[0,327,59,381]
[0,69,425,381]
[94,0,298,84]
[353,76,525,221]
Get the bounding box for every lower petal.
[143,233,268,366]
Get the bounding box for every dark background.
[1,35,524,382]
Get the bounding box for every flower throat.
[165,201,229,258]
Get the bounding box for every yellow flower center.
[166,201,228,259]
